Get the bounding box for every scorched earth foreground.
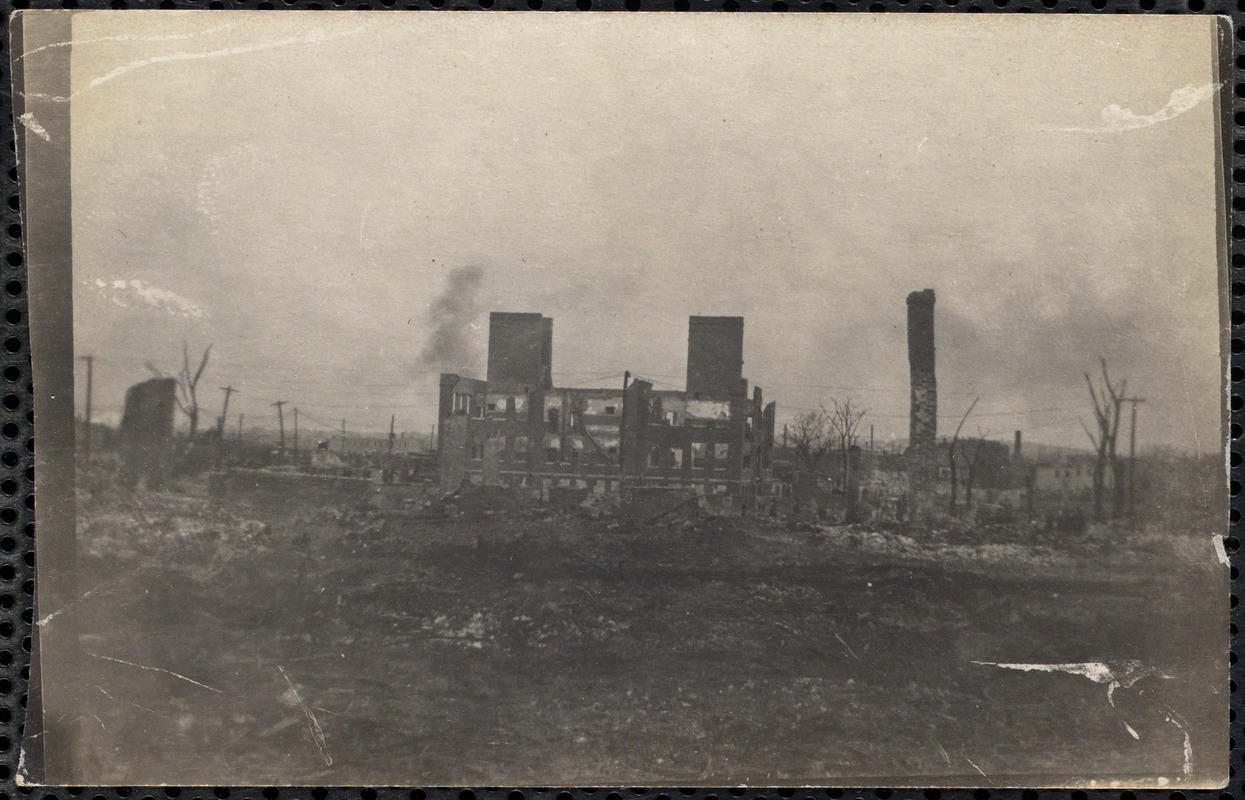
[32,465,1227,788]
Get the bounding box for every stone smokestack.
[906,290,937,508]
[120,377,177,490]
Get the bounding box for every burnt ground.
[31,479,1229,788]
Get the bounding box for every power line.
[559,372,626,388]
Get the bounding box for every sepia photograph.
[12,10,1233,789]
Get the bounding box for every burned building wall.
[686,316,744,399]
[119,377,177,488]
[622,377,772,495]
[621,378,654,479]
[437,374,486,453]
[437,374,459,431]
[438,415,469,491]
[437,373,461,453]
[907,289,937,507]
[557,388,624,461]
[541,316,553,389]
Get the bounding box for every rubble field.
[35,476,1228,787]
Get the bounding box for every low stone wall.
[208,469,378,513]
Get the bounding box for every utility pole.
[341,418,347,456]
[386,415,396,483]
[78,355,94,464]
[238,413,244,443]
[218,386,237,435]
[619,371,630,484]
[272,401,287,459]
[217,386,237,468]
[1122,396,1146,520]
[292,407,299,460]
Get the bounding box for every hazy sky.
[67,12,1225,452]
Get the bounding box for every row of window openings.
[467,442,755,469]
[454,395,528,417]
[650,445,756,470]
[455,399,750,438]
[453,395,619,423]
[470,444,615,462]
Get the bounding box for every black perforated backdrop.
[0,4,1237,799]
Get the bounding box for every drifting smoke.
[417,265,484,375]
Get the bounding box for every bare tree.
[1081,358,1126,521]
[150,343,213,438]
[178,343,213,439]
[788,408,834,475]
[831,400,871,512]
[947,397,979,516]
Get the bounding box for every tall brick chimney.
[486,312,552,392]
[906,290,937,508]
[686,316,745,399]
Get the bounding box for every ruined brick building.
[437,313,777,498]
